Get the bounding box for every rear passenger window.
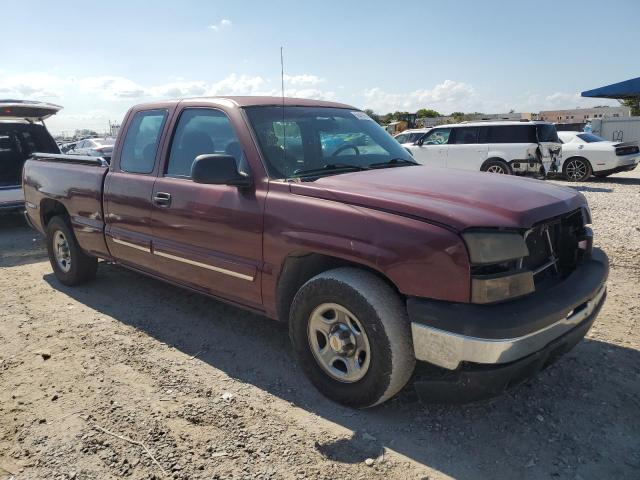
[488,125,536,143]
[166,108,243,178]
[120,109,167,174]
[452,127,478,144]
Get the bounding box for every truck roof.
[132,96,357,110]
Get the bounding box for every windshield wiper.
[290,163,370,178]
[368,158,419,169]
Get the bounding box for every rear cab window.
[120,109,168,174]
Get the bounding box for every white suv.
[405,120,562,177]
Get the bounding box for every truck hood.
[289,166,586,231]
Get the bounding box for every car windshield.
[244,106,415,179]
[577,133,605,143]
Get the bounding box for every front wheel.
[289,268,415,408]
[563,157,592,181]
[46,216,98,286]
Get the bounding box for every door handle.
[153,192,171,207]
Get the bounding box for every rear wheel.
[481,159,512,175]
[46,216,98,286]
[289,268,415,408]
[563,157,592,181]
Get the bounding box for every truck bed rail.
[31,152,108,167]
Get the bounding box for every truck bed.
[23,153,110,258]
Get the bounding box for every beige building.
[539,106,630,123]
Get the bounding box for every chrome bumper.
[411,284,606,370]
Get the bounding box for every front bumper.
[408,248,608,370]
[413,295,605,403]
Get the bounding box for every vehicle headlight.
[462,231,529,264]
[463,231,534,304]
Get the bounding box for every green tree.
[364,109,381,124]
[416,108,440,118]
[619,98,640,116]
[450,111,466,122]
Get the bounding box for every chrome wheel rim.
[53,230,72,273]
[487,165,506,174]
[566,160,587,180]
[307,303,371,383]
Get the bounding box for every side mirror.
[414,137,425,146]
[191,154,251,187]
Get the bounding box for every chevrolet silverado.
[23,97,608,407]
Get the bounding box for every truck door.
[446,127,488,171]
[410,128,450,168]
[149,106,263,308]
[104,108,171,271]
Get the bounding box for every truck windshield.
[244,106,415,179]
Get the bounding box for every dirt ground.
[1,171,639,480]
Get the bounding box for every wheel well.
[40,199,69,227]
[275,253,398,323]
[562,156,592,171]
[480,157,507,171]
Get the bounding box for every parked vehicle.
[393,128,430,145]
[23,97,608,408]
[0,100,60,213]
[406,120,562,177]
[557,131,639,181]
[59,141,79,154]
[66,137,116,163]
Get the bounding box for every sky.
[1,0,638,134]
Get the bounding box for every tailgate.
[0,100,62,121]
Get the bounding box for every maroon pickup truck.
[23,97,608,407]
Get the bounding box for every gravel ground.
[1,170,639,480]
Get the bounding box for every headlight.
[462,231,529,264]
[463,231,534,304]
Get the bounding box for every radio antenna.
[280,46,286,164]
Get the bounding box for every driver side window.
[422,128,452,145]
[165,108,243,178]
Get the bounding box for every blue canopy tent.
[582,77,640,100]
[582,76,640,113]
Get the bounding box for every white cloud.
[76,76,148,99]
[0,73,64,98]
[206,74,266,95]
[283,74,324,86]
[363,80,479,114]
[520,91,618,111]
[209,18,232,31]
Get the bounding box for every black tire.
[289,268,415,408]
[46,216,98,286]
[563,157,592,182]
[481,159,512,175]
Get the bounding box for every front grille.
[521,209,586,287]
